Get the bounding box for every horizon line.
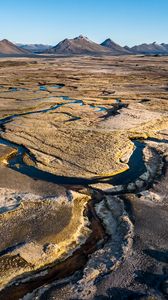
[1,35,168,47]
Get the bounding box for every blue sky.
[0,0,168,46]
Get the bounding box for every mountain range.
[16,43,52,53]
[0,36,168,56]
[126,42,168,54]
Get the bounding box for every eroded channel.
[0,85,148,299]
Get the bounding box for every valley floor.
[0,55,168,299]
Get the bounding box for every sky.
[0,0,168,46]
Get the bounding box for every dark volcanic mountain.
[17,43,52,53]
[0,39,29,55]
[128,42,168,54]
[47,35,111,55]
[101,38,131,54]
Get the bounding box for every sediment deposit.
[0,55,168,299]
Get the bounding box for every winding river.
[0,136,146,186]
[0,84,146,186]
[0,85,147,299]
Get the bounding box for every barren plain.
[0,55,168,300]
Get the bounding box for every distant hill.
[0,39,29,55]
[161,43,168,51]
[16,43,52,53]
[127,42,168,54]
[101,38,131,54]
[47,35,111,55]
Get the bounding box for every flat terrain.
[0,55,168,300]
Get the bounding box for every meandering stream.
[0,136,146,186]
[0,85,148,299]
[0,85,146,185]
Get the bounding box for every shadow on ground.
[94,288,145,299]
